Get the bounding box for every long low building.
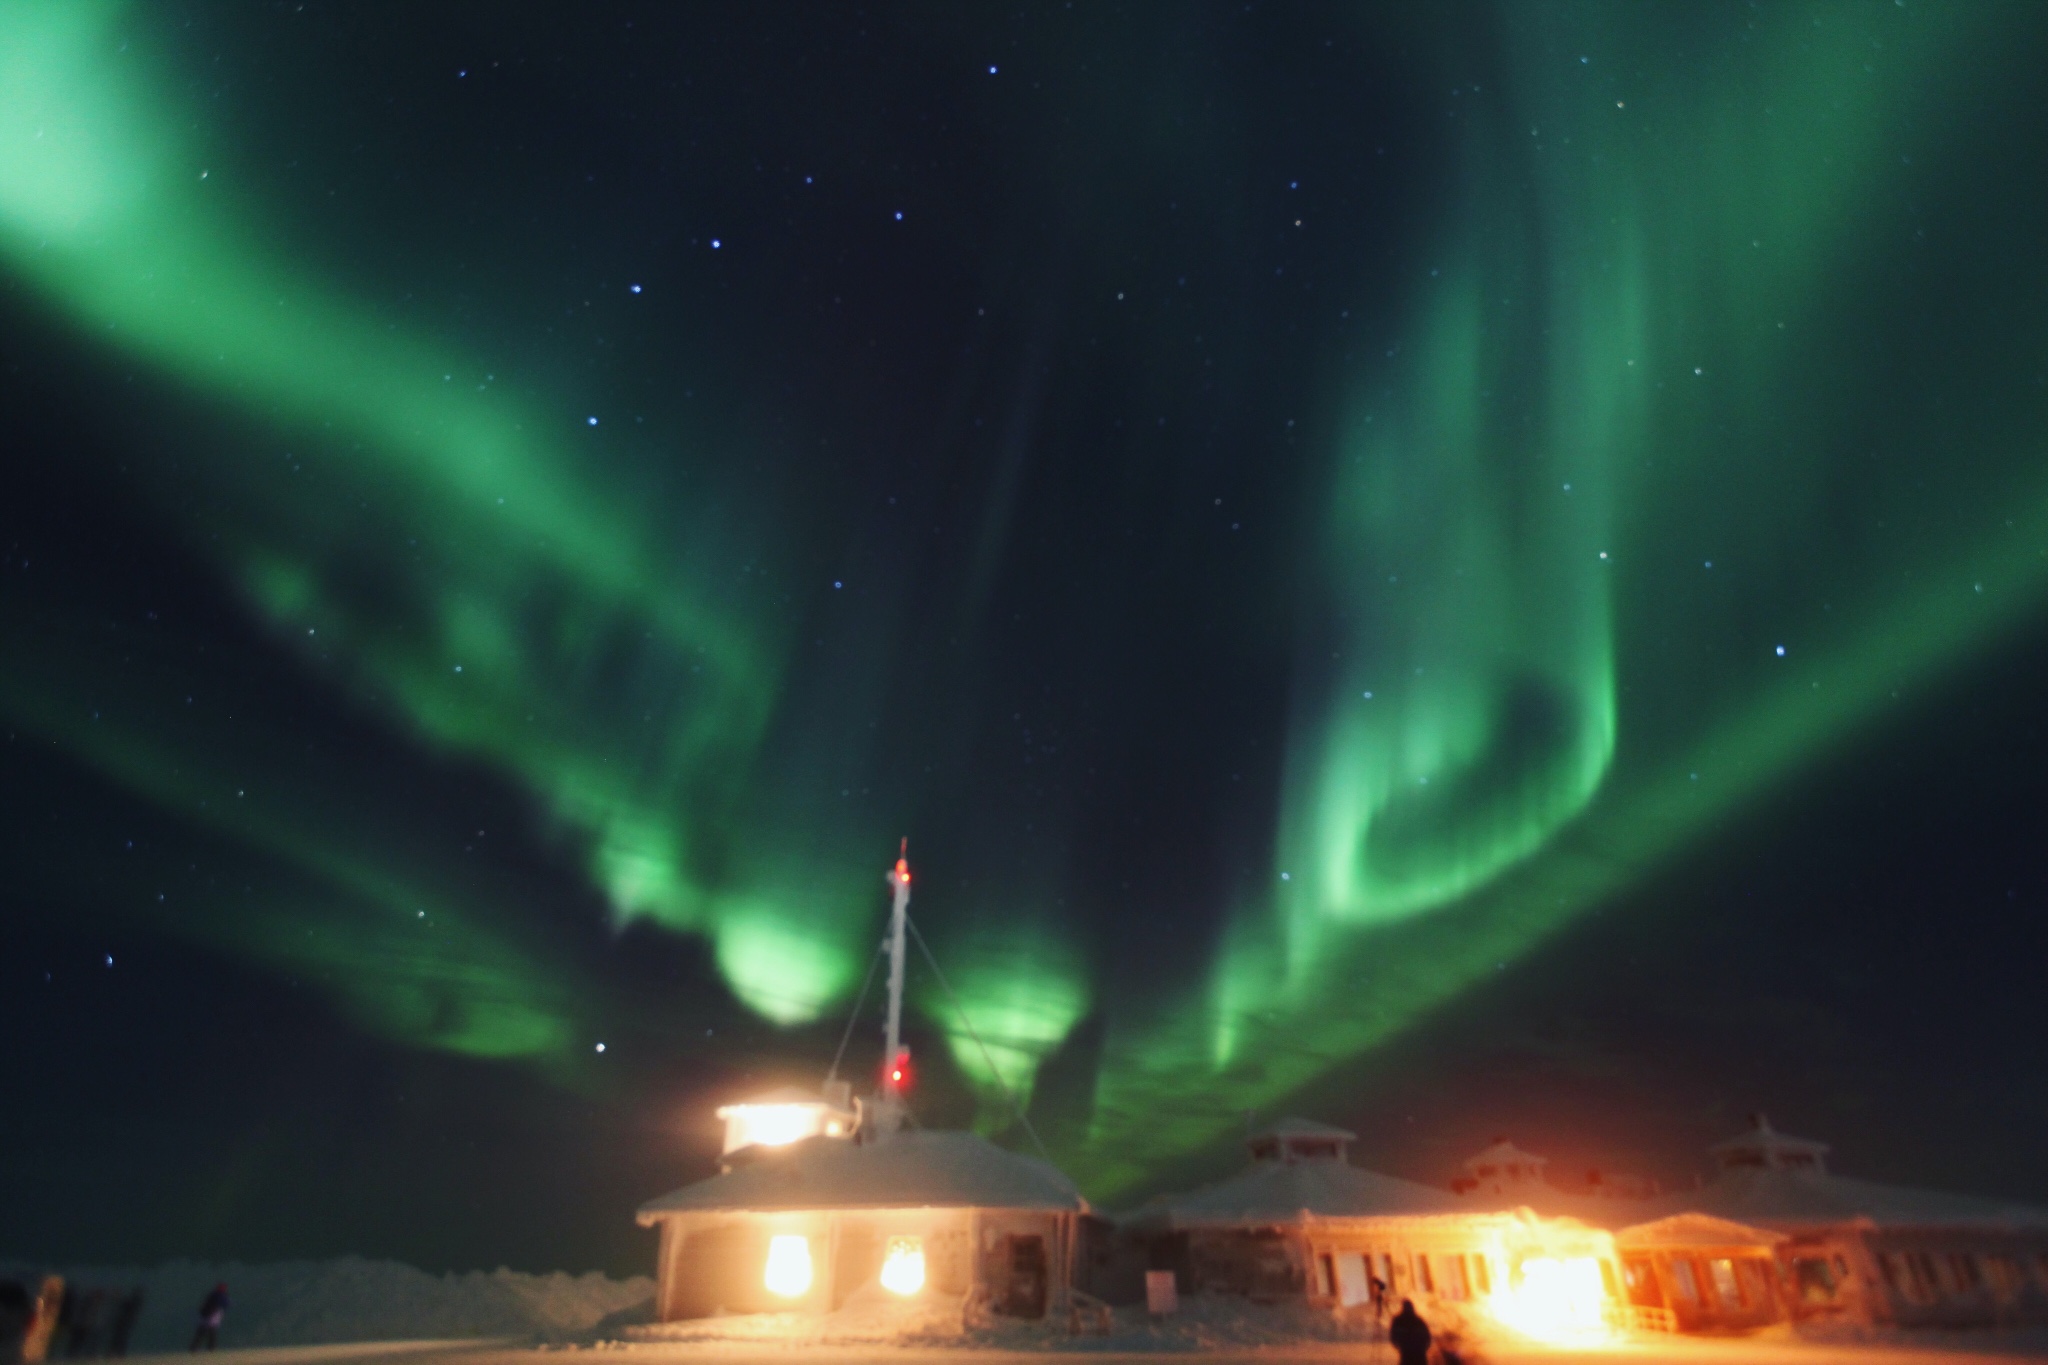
[634,1092,2048,1340]
[1636,1116,2048,1328]
[1121,1119,1624,1337]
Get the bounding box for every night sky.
[5,1,2048,1277]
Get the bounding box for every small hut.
[637,1128,1092,1324]
[1613,1213,1788,1333]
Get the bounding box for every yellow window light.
[764,1234,814,1298]
[880,1236,926,1296]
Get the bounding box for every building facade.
[637,1128,1093,1324]
[1645,1116,2048,1329]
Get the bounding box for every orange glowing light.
[1496,1255,1614,1345]
[880,1236,926,1296]
[764,1235,814,1298]
[895,859,910,882]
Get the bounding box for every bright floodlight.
[1500,1255,1610,1343]
[880,1236,926,1296]
[764,1235,813,1298]
[730,1104,817,1150]
[716,1089,854,1155]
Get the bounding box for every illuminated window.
[1416,1255,1435,1294]
[1473,1254,1492,1296]
[1908,1252,1942,1302]
[1880,1252,1921,1302]
[1671,1258,1700,1303]
[1708,1258,1741,1306]
[763,1235,813,1298]
[880,1235,926,1296]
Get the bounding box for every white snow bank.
[24,1256,652,1352]
[625,1293,1488,1353]
[1794,1318,2048,1358]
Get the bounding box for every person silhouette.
[189,1284,228,1352]
[1387,1296,1432,1365]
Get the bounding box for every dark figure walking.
[63,1289,104,1358]
[1388,1297,1432,1365]
[107,1291,144,1358]
[188,1285,227,1353]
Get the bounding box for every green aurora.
[4,0,2048,1195]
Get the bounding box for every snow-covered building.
[1123,1118,1623,1336]
[636,1128,1095,1324]
[1446,1136,1785,1334]
[1612,1213,1788,1334]
[1643,1115,2048,1328]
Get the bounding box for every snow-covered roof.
[1451,1182,1646,1229]
[1128,1154,1465,1231]
[1251,1117,1357,1143]
[637,1131,1088,1220]
[1708,1115,1829,1171]
[1647,1166,2048,1232]
[1614,1213,1786,1251]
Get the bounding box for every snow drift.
[22,1257,651,1352]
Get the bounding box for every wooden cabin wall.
[973,1210,1067,1319]
[1776,1233,1874,1321]
[1625,1248,1782,1333]
[827,1209,973,1307]
[1184,1229,1306,1299]
[1080,1215,1148,1306]
[657,1215,833,1319]
[1863,1230,2048,1328]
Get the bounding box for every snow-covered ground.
[16,1262,2048,1363]
[19,1257,653,1352]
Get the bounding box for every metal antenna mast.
[884,837,910,1068]
[870,837,912,1138]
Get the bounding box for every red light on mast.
[882,1047,913,1094]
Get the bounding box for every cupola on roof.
[1708,1114,1830,1174]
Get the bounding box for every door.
[1336,1252,1372,1307]
[1001,1235,1048,1319]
